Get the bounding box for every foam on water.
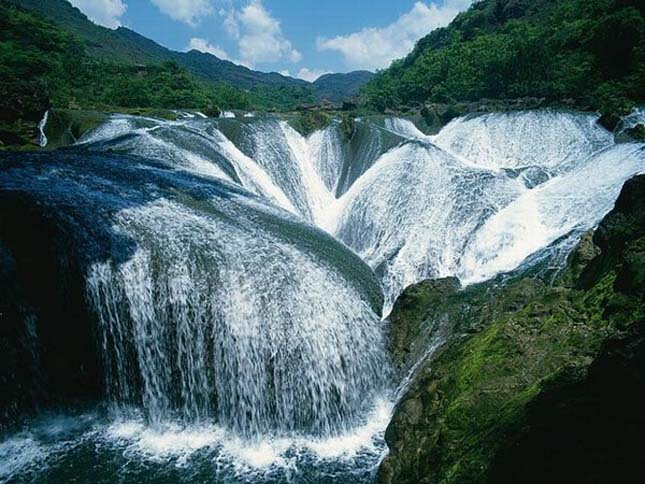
[0,401,391,482]
[78,110,645,317]
[102,397,391,468]
[458,143,645,283]
[432,111,614,172]
[87,195,387,436]
[333,141,524,313]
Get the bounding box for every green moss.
[289,110,331,136]
[339,114,356,140]
[42,109,107,148]
[381,176,645,484]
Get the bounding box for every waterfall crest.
[80,111,645,314]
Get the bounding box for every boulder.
[380,175,645,484]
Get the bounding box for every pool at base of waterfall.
[0,398,391,483]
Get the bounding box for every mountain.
[312,71,375,103]
[10,0,309,91]
[364,0,644,115]
[380,175,645,483]
[9,0,374,101]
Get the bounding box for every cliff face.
[380,175,645,484]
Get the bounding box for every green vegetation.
[364,0,645,116]
[312,71,375,103]
[380,175,645,483]
[0,2,254,148]
[289,110,332,136]
[0,2,318,148]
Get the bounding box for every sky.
[69,0,473,81]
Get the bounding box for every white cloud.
[188,38,230,60]
[150,0,214,26]
[296,68,330,83]
[278,68,331,83]
[69,0,127,29]
[222,0,301,67]
[317,0,473,71]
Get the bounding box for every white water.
[37,110,49,147]
[77,110,644,314]
[4,109,638,481]
[87,196,387,437]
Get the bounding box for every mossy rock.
[380,175,645,484]
[616,123,645,143]
[597,112,622,131]
[43,109,108,149]
[339,114,356,140]
[289,110,331,136]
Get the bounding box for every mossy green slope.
[380,175,645,484]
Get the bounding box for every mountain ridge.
[9,0,371,100]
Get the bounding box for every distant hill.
[312,71,375,103]
[364,0,644,114]
[10,0,308,91]
[10,0,373,102]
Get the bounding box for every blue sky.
[69,0,473,80]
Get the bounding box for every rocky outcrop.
[0,170,110,428]
[380,175,645,484]
[616,123,645,142]
[0,78,50,148]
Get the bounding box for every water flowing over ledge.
[1,109,644,482]
[77,110,645,313]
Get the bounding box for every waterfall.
[86,197,387,436]
[37,110,49,148]
[79,111,645,314]
[1,152,387,441]
[1,108,644,482]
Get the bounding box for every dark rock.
[341,100,358,111]
[202,104,221,118]
[387,277,460,375]
[558,230,600,287]
[379,175,645,484]
[489,322,645,484]
[616,123,645,143]
[0,187,105,428]
[597,112,621,131]
[580,175,645,288]
[0,77,50,148]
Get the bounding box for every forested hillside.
[0,2,315,147]
[10,0,309,91]
[364,0,644,115]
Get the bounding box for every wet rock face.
[387,277,460,376]
[0,194,103,428]
[616,123,645,143]
[489,322,645,484]
[380,175,645,484]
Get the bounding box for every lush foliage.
[289,110,332,136]
[364,0,645,113]
[10,0,322,109]
[0,3,316,147]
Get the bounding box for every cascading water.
[78,110,643,314]
[37,110,49,148]
[1,108,643,483]
[86,197,386,436]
